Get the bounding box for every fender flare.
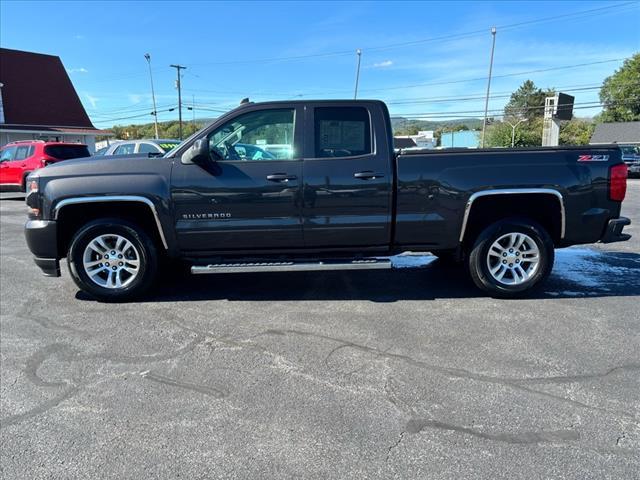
[52,195,169,249]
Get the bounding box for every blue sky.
[1,0,639,128]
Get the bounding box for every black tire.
[467,218,554,298]
[67,218,158,301]
[431,249,462,265]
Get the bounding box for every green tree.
[394,125,420,136]
[485,117,544,147]
[559,119,595,145]
[599,53,640,122]
[504,80,555,121]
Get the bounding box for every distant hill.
[103,115,482,140]
[391,117,483,134]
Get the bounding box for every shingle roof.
[0,47,98,130]
[590,121,640,144]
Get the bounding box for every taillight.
[609,163,628,202]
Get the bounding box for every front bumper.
[24,219,61,277]
[34,257,61,277]
[600,217,631,244]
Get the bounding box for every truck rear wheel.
[467,218,554,298]
[67,218,158,301]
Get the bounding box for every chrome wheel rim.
[82,234,141,289]
[486,232,540,286]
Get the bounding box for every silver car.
[102,139,181,157]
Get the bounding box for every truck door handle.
[354,171,384,180]
[266,173,297,182]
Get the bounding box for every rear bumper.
[25,219,61,277]
[600,217,631,244]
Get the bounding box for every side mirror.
[181,139,212,167]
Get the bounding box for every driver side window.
[207,108,295,161]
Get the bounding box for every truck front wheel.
[467,218,554,298]
[67,218,158,301]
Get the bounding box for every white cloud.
[128,94,143,104]
[74,34,85,40]
[373,60,393,68]
[67,67,88,74]
[84,93,98,108]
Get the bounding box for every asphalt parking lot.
[1,180,639,479]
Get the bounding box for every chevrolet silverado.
[24,100,631,300]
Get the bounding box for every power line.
[92,106,178,124]
[187,2,636,66]
[88,103,177,118]
[390,97,640,118]
[356,59,626,93]
[385,80,640,105]
[181,58,628,99]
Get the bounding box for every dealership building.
[0,48,108,151]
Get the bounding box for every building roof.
[0,47,101,132]
[590,121,640,145]
[393,137,418,149]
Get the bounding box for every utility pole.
[354,49,362,99]
[481,27,497,148]
[144,53,159,139]
[170,64,186,140]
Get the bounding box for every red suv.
[0,141,90,191]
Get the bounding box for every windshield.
[620,145,639,155]
[163,124,213,158]
[155,141,181,153]
[45,145,90,160]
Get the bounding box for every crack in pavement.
[257,328,640,422]
[140,370,227,398]
[0,385,82,429]
[405,418,580,444]
[386,431,405,462]
[1,335,207,429]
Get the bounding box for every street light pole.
[144,53,159,139]
[170,64,187,140]
[354,49,362,99]
[481,27,497,148]
[505,118,527,147]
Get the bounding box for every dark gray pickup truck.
[24,100,631,300]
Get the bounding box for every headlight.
[25,176,41,218]
[28,179,39,194]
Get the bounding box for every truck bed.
[394,144,623,249]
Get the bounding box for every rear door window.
[138,143,162,154]
[44,145,90,160]
[113,143,135,155]
[14,146,32,160]
[313,107,372,158]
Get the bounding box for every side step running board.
[191,258,391,274]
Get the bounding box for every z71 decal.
[578,154,609,162]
